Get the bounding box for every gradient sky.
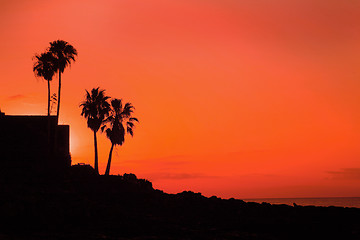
[0,0,360,198]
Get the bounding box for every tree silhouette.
[33,52,57,145]
[80,88,110,175]
[33,52,56,116]
[48,40,77,123]
[103,99,138,176]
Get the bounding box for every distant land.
[244,197,360,208]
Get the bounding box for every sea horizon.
[243,197,360,208]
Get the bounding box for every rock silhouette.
[0,167,359,240]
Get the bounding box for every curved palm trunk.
[105,144,114,176]
[93,130,99,174]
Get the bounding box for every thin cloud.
[327,168,360,180]
[123,155,190,166]
[148,172,219,181]
[7,94,27,101]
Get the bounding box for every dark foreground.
[0,170,359,239]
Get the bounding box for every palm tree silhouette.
[103,99,138,176]
[33,51,57,146]
[48,40,77,123]
[80,88,111,175]
[33,52,56,116]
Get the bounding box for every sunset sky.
[0,0,360,198]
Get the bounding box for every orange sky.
[1,0,360,198]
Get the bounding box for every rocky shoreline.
[0,171,359,239]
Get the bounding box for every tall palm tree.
[80,88,111,174]
[48,40,77,123]
[103,99,138,176]
[33,52,57,147]
[33,52,56,116]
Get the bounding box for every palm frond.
[111,99,123,112]
[48,39,77,73]
[127,126,134,137]
[127,121,134,128]
[106,128,112,139]
[33,52,56,82]
[100,125,107,132]
[80,87,111,132]
[129,117,139,122]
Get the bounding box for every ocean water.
[243,197,360,208]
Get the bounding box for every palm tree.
[80,88,111,174]
[103,99,138,176]
[33,52,56,116]
[48,40,77,123]
[33,52,57,146]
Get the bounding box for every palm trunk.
[47,80,51,117]
[54,71,61,155]
[47,80,51,159]
[56,71,61,124]
[105,144,114,176]
[93,130,99,174]
[47,80,51,141]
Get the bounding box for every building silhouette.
[0,111,70,178]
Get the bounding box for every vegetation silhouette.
[33,52,56,117]
[48,40,77,123]
[32,39,77,155]
[102,98,138,175]
[80,88,111,175]
[33,52,57,144]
